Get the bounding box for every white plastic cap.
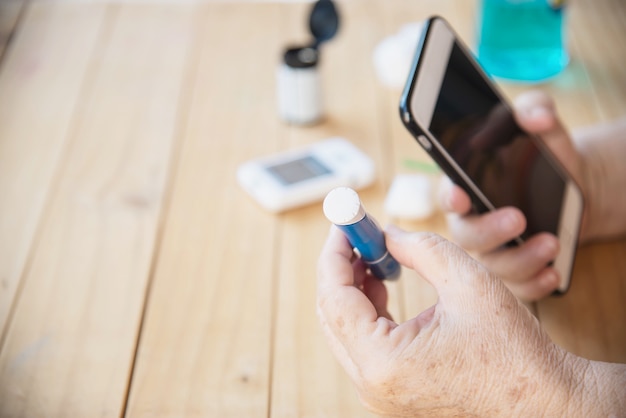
[323,187,366,225]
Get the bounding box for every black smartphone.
[399,16,583,294]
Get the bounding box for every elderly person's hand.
[439,90,626,301]
[316,226,625,416]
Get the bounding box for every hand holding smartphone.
[399,16,583,294]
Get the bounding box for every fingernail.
[539,237,559,257]
[542,271,559,289]
[499,212,520,233]
[528,106,552,120]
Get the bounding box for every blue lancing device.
[323,187,401,280]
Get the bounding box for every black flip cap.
[309,0,340,47]
[282,0,339,68]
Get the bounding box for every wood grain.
[270,2,385,415]
[0,3,195,416]
[126,3,282,417]
[0,1,106,342]
[0,1,623,416]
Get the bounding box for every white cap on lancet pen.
[323,187,366,226]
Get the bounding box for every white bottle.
[277,46,322,125]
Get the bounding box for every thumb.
[513,90,559,134]
[513,90,583,195]
[513,90,571,156]
[385,226,500,308]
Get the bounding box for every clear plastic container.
[477,0,569,83]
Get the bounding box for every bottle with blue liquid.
[477,0,569,82]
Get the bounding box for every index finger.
[317,227,400,382]
[317,227,393,339]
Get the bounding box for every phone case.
[399,16,584,294]
[399,17,490,215]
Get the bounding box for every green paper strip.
[402,159,441,174]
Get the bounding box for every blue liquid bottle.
[477,0,569,82]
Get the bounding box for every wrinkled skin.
[317,90,626,416]
[317,226,578,417]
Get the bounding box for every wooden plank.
[125,3,283,416]
[536,0,626,363]
[268,1,392,416]
[564,0,626,123]
[272,208,377,418]
[0,1,105,340]
[0,3,195,416]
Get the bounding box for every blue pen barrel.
[337,215,385,261]
[368,254,401,280]
[323,187,401,280]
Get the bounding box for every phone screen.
[265,155,332,185]
[429,42,565,239]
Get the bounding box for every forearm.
[567,356,626,416]
[574,117,626,242]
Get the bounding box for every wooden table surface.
[0,0,624,416]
